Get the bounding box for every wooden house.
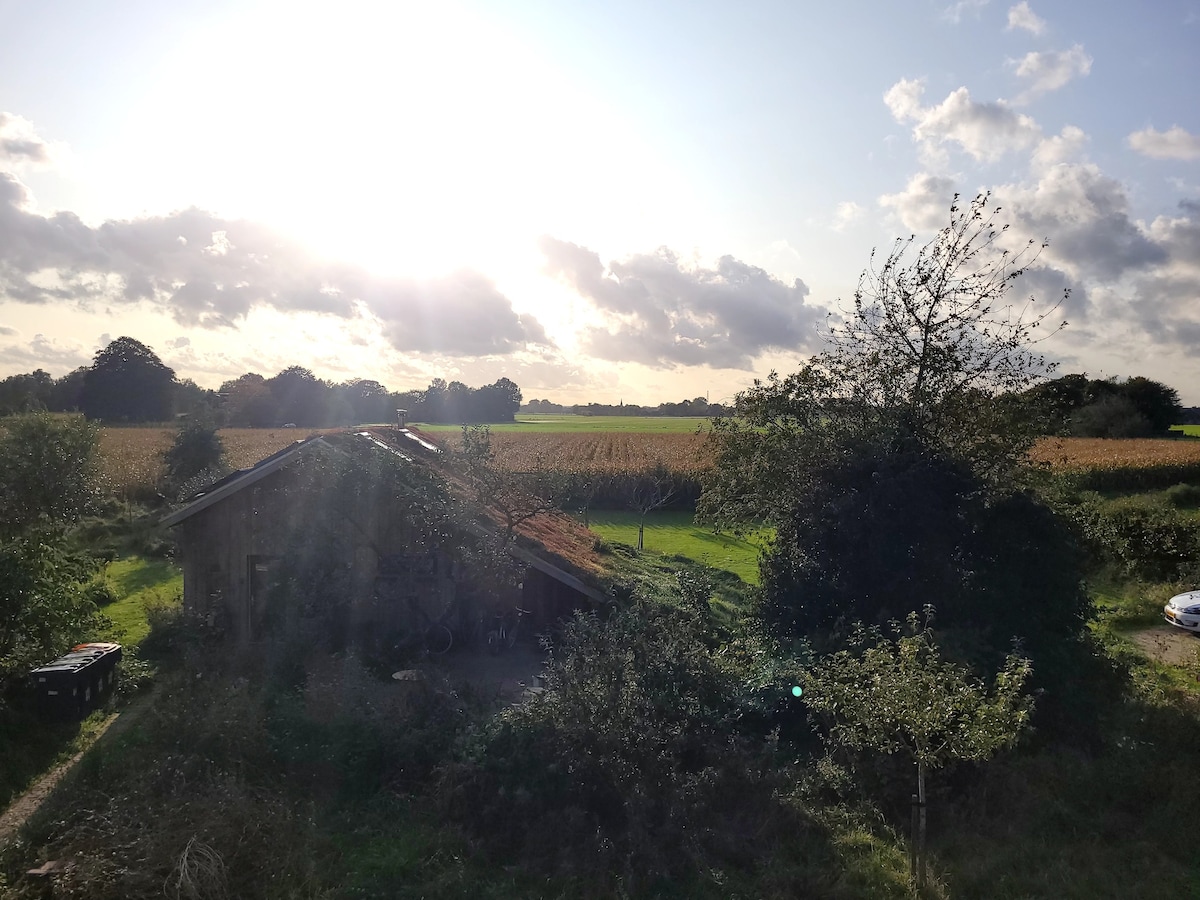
[162,429,609,645]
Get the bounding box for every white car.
[1163,590,1200,633]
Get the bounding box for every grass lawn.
[1170,424,1200,437]
[100,557,182,647]
[0,557,180,813]
[415,414,712,433]
[583,509,767,584]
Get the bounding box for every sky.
[0,0,1197,405]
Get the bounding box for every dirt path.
[0,691,155,849]
[1129,624,1200,667]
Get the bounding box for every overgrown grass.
[584,509,768,584]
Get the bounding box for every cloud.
[0,325,15,336]
[0,112,54,168]
[1032,125,1089,171]
[1009,45,1092,103]
[539,237,821,369]
[885,79,1041,162]
[0,333,92,372]
[832,201,864,231]
[1128,125,1200,161]
[1006,2,1046,35]
[997,163,1167,281]
[0,174,549,357]
[878,173,959,232]
[942,0,989,23]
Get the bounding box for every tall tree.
[701,193,1088,683]
[220,373,276,427]
[81,337,176,422]
[0,412,101,538]
[265,366,329,427]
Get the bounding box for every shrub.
[1165,482,1200,509]
[1068,495,1200,580]
[439,590,809,886]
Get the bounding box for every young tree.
[0,411,101,538]
[457,425,566,541]
[622,463,677,551]
[163,414,229,499]
[803,612,1034,886]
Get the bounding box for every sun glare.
[118,0,702,294]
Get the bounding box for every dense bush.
[438,590,810,886]
[1066,494,1200,580]
[758,441,1092,687]
[1165,482,1200,509]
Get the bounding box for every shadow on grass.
[0,702,108,811]
[105,557,180,597]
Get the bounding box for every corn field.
[97,427,1200,499]
[97,428,308,497]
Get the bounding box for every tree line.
[0,338,523,427]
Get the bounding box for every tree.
[266,366,330,427]
[622,464,677,551]
[163,414,229,499]
[477,377,522,422]
[802,612,1034,886]
[700,193,1088,685]
[702,193,1065,532]
[457,425,566,541]
[1070,394,1151,438]
[220,374,276,427]
[0,412,101,538]
[1119,376,1182,435]
[0,534,106,695]
[81,337,176,422]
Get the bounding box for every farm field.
[95,425,1200,500]
[583,510,768,584]
[415,414,712,433]
[1028,436,1200,470]
[98,428,312,495]
[1170,424,1200,437]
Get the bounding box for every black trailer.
[30,642,123,719]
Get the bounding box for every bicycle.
[486,606,530,655]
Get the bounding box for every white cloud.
[1128,125,1200,161]
[0,112,56,169]
[997,162,1165,281]
[1009,45,1092,103]
[1032,125,1089,171]
[539,237,821,369]
[878,173,959,233]
[832,201,863,231]
[1006,2,1046,35]
[885,79,1041,162]
[0,173,550,357]
[942,0,989,24]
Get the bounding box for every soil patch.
[1130,625,1200,667]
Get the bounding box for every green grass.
[99,557,182,647]
[1169,424,1200,437]
[584,510,768,584]
[414,414,712,433]
[0,557,180,815]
